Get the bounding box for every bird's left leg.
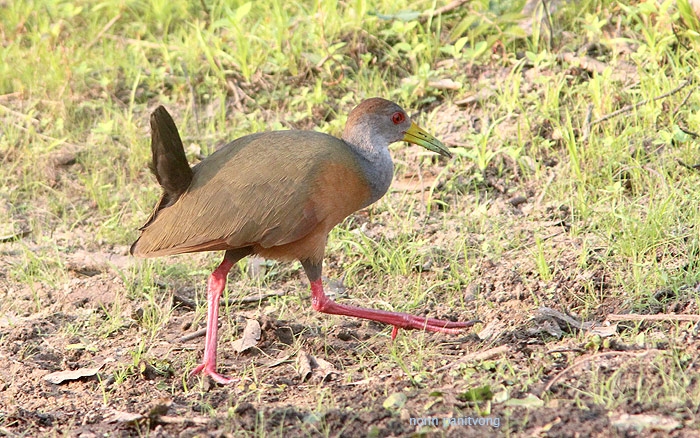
[190,247,252,384]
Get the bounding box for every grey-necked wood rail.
[131,98,475,384]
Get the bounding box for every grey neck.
[343,131,394,208]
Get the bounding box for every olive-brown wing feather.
[131,131,369,258]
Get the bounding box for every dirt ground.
[2,62,699,438]
[2,168,699,437]
[6,0,700,434]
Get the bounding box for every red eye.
[391,111,405,125]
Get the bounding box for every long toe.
[422,317,479,329]
[391,315,477,339]
[205,370,237,385]
[190,363,237,385]
[404,314,478,334]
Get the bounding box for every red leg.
[189,257,236,384]
[309,279,476,338]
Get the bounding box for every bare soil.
[2,72,699,435]
[2,180,698,437]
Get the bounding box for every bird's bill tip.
[402,122,451,158]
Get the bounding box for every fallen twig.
[606,313,700,323]
[544,349,662,392]
[545,347,586,355]
[0,91,23,101]
[677,159,700,171]
[86,14,122,50]
[0,229,31,243]
[434,345,510,372]
[678,123,699,138]
[156,415,210,426]
[0,103,40,125]
[178,327,207,343]
[583,77,694,144]
[588,77,693,129]
[173,290,285,310]
[172,291,196,309]
[227,290,286,305]
[538,306,593,331]
[421,0,470,21]
[672,86,695,119]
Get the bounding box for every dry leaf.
[43,365,102,384]
[105,409,143,424]
[297,350,313,382]
[589,323,618,338]
[266,351,296,368]
[231,319,261,353]
[611,413,682,432]
[311,356,337,382]
[382,392,407,410]
[477,319,506,341]
[504,394,544,408]
[537,307,593,331]
[296,350,338,382]
[428,78,462,90]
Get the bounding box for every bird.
[131,98,476,384]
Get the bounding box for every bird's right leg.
[301,260,476,339]
[190,248,252,384]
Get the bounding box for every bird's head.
[343,98,451,158]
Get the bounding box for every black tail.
[149,106,193,207]
[131,107,194,253]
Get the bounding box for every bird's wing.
[131,131,369,257]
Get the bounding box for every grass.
[2,0,700,435]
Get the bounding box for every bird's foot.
[310,278,477,338]
[389,314,479,340]
[190,362,237,385]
